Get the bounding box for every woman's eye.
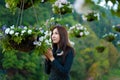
[55,32,58,34]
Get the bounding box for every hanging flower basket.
[112,24,120,32]
[9,35,35,52]
[95,46,105,53]
[17,0,38,10]
[82,11,100,21]
[68,23,89,38]
[52,0,73,15]
[5,0,56,11]
[102,32,117,42]
[0,25,51,53]
[117,41,120,46]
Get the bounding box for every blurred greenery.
[0,0,120,80]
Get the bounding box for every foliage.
[82,11,100,21]
[5,0,55,12]
[95,46,106,53]
[112,24,120,32]
[52,0,73,15]
[102,32,117,42]
[68,23,89,38]
[0,0,120,80]
[0,25,51,54]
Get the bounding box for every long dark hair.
[51,25,75,60]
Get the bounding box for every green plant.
[102,32,117,42]
[5,0,55,12]
[52,0,73,15]
[112,24,120,32]
[82,11,100,21]
[68,23,89,38]
[0,25,51,53]
[0,25,51,79]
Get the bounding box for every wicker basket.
[17,0,37,10]
[9,36,35,52]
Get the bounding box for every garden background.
[0,0,120,80]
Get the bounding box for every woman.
[44,25,75,80]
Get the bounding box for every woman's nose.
[52,34,55,38]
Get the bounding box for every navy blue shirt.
[45,48,74,80]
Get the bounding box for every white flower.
[28,30,32,34]
[76,26,80,30]
[5,28,10,34]
[41,0,44,2]
[114,34,117,37]
[21,33,23,36]
[9,30,14,35]
[85,31,89,35]
[49,39,51,43]
[80,32,83,36]
[45,40,49,45]
[112,25,115,28]
[82,15,87,21]
[40,30,44,34]
[44,31,49,35]
[37,42,41,46]
[117,41,120,45]
[10,25,15,29]
[39,36,44,42]
[5,3,10,8]
[69,40,75,46]
[15,32,19,36]
[51,17,55,20]
[33,41,41,46]
[58,4,63,8]
[24,26,27,30]
[59,0,68,4]
[21,30,26,34]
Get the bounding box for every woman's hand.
[44,48,55,62]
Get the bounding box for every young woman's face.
[51,28,60,44]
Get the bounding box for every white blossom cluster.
[53,0,68,8]
[92,0,119,12]
[5,25,32,36]
[117,41,120,46]
[102,32,117,42]
[33,30,52,47]
[112,24,120,32]
[69,24,89,37]
[69,40,75,46]
[52,0,73,14]
[5,3,10,8]
[103,32,117,38]
[82,11,100,21]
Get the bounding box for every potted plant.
[5,0,55,12]
[117,41,120,46]
[112,24,120,32]
[52,0,73,15]
[0,25,51,53]
[0,25,51,79]
[95,46,105,53]
[68,23,89,38]
[102,32,117,42]
[82,11,100,21]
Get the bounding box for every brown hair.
[51,25,75,61]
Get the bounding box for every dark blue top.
[45,48,74,80]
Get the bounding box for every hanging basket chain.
[16,0,25,27]
[19,0,24,25]
[30,0,39,26]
